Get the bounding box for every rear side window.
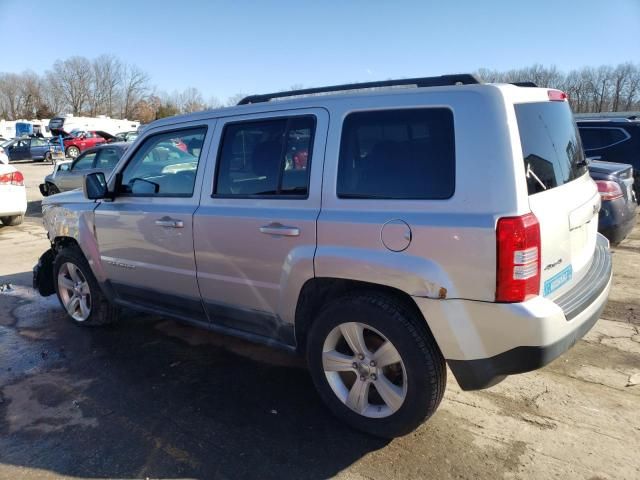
[337,109,455,199]
[515,102,587,195]
[578,127,629,150]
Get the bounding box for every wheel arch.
[294,277,440,355]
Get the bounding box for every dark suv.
[576,116,640,202]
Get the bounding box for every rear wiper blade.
[526,163,547,190]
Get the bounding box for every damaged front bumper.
[32,249,56,296]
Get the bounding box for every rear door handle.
[259,223,300,237]
[155,217,184,228]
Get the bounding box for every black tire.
[53,245,119,326]
[307,292,446,438]
[47,182,60,195]
[43,151,52,163]
[1,215,24,226]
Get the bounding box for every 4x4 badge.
[544,258,563,271]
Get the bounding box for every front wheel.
[307,293,446,438]
[47,182,60,195]
[43,151,52,163]
[53,246,119,326]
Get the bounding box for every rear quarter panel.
[316,87,526,301]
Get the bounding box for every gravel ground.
[0,161,638,480]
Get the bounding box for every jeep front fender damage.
[33,249,56,296]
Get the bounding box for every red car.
[62,131,115,158]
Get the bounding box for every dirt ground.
[0,161,638,480]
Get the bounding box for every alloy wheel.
[57,262,92,322]
[322,322,407,418]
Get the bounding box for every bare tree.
[90,54,122,116]
[0,73,22,119]
[47,57,93,115]
[121,63,150,119]
[207,96,223,109]
[180,87,205,113]
[226,93,247,106]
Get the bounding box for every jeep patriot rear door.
[194,109,328,344]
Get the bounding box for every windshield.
[49,118,64,129]
[515,101,587,195]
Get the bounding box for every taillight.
[595,180,623,201]
[496,213,541,303]
[0,171,24,186]
[548,89,568,101]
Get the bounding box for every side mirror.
[59,163,70,172]
[84,172,109,200]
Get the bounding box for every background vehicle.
[576,116,640,203]
[114,131,139,142]
[49,114,140,137]
[0,140,9,164]
[0,162,26,226]
[0,119,52,139]
[589,160,637,244]
[34,76,611,438]
[2,136,57,162]
[62,130,115,158]
[40,143,129,196]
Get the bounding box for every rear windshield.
[515,101,587,195]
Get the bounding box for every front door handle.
[259,222,300,237]
[155,217,184,228]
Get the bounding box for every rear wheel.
[53,246,119,326]
[43,151,52,163]
[1,215,24,226]
[66,146,80,158]
[307,292,446,438]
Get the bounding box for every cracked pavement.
[0,162,639,479]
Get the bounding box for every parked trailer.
[0,119,52,139]
[48,115,140,137]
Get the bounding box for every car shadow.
[0,272,389,479]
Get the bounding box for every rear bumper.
[414,234,612,390]
[0,187,27,217]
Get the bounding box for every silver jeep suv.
[34,75,612,438]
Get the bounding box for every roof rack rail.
[237,74,482,105]
[511,81,537,87]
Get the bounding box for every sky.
[0,0,638,101]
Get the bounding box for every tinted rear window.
[578,127,629,150]
[515,102,587,195]
[337,108,455,199]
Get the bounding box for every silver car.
[33,75,612,438]
[39,143,129,196]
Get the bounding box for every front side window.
[214,116,315,197]
[119,127,206,197]
[337,108,455,199]
[73,152,97,171]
